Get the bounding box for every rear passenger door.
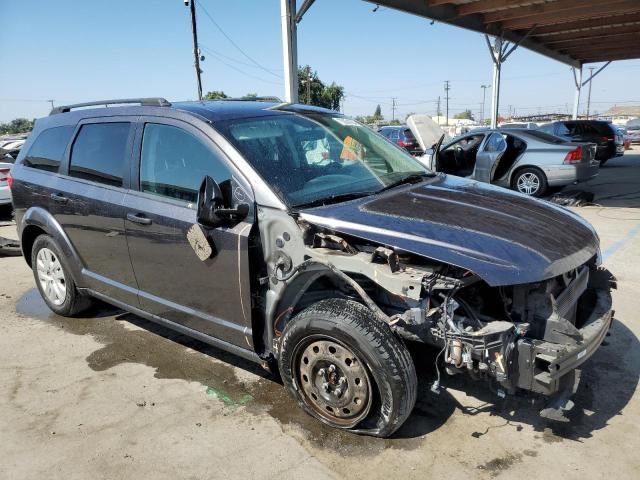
[53,118,139,305]
[474,132,507,183]
[123,118,255,350]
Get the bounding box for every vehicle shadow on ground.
[15,290,638,445]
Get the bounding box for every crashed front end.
[298,228,615,399]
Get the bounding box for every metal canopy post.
[280,0,298,103]
[485,29,533,129]
[572,67,582,120]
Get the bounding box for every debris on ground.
[0,237,21,257]
[548,190,596,207]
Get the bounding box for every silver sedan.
[420,129,599,197]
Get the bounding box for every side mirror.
[196,176,249,227]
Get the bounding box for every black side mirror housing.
[196,176,249,227]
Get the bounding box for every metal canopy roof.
[366,0,640,67]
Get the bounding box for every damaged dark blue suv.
[10,98,614,437]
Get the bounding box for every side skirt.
[81,288,262,365]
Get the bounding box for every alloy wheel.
[36,247,67,306]
[516,172,540,195]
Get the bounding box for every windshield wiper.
[293,191,376,209]
[378,172,436,193]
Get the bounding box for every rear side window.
[23,126,74,172]
[69,123,130,187]
[139,123,231,203]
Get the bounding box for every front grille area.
[555,266,589,320]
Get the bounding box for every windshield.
[217,112,431,207]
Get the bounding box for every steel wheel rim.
[294,336,372,428]
[36,247,67,306]
[517,172,540,195]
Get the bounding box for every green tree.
[0,118,34,134]
[297,65,344,111]
[454,109,475,120]
[203,90,228,100]
[373,104,383,120]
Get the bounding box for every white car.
[0,158,13,206]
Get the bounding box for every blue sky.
[1,0,639,123]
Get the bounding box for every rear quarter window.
[22,126,75,172]
[69,122,131,187]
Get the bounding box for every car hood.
[298,175,599,286]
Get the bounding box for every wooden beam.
[531,12,640,36]
[502,3,640,30]
[560,45,640,57]
[483,0,626,24]
[458,0,537,16]
[541,24,640,44]
[582,51,640,63]
[547,33,640,50]
[427,0,455,6]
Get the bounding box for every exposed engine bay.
[264,214,615,401]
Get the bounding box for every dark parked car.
[10,98,614,437]
[378,125,422,155]
[538,120,618,164]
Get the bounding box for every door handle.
[50,193,68,204]
[126,213,152,225]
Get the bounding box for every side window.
[538,124,554,135]
[69,123,130,187]
[484,133,506,153]
[23,126,74,172]
[140,123,231,203]
[556,123,571,137]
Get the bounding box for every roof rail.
[50,97,171,115]
[217,96,283,103]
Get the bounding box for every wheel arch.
[270,265,388,354]
[509,164,547,185]
[20,207,84,285]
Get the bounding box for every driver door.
[474,132,507,184]
[123,118,255,350]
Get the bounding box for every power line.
[444,80,450,126]
[196,0,282,79]
[200,46,281,85]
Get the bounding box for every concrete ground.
[1,149,639,480]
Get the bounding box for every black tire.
[278,299,417,438]
[31,235,92,316]
[511,167,548,197]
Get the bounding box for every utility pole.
[436,96,441,120]
[586,66,595,119]
[307,66,312,104]
[47,100,55,110]
[391,97,397,122]
[480,85,488,124]
[444,80,451,126]
[185,0,203,101]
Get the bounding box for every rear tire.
[278,299,417,437]
[511,167,548,197]
[31,235,92,316]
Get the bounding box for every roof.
[172,100,335,122]
[601,105,640,117]
[368,1,640,67]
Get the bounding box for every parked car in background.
[0,157,14,207]
[0,139,26,162]
[420,128,598,197]
[499,122,538,129]
[378,125,423,155]
[626,119,640,144]
[538,120,618,164]
[9,98,614,437]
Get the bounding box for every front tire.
[278,299,417,437]
[31,235,92,316]
[512,167,548,197]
